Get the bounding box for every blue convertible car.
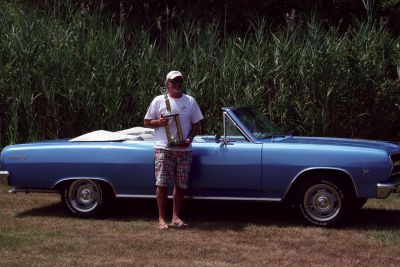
[1,107,399,226]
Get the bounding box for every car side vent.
[390,153,400,178]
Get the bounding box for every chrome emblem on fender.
[361,168,370,174]
[7,155,28,160]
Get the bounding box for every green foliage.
[0,1,399,147]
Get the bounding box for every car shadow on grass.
[346,208,400,230]
[15,198,400,231]
[181,200,297,230]
[16,199,296,230]
[16,202,69,218]
[81,199,299,230]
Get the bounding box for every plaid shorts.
[154,149,192,189]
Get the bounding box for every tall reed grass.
[0,1,399,147]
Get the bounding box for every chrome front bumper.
[377,183,400,199]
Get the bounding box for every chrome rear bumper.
[377,183,400,199]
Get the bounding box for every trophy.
[163,112,186,147]
[163,94,187,147]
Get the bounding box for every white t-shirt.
[144,94,204,151]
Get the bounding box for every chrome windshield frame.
[222,107,261,144]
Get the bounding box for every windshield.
[231,108,284,139]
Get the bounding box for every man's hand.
[178,138,192,148]
[177,121,201,147]
[157,115,169,127]
[144,117,168,128]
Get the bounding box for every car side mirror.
[215,133,233,146]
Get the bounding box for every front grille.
[390,153,400,178]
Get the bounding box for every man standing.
[144,71,203,230]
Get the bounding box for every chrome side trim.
[282,167,359,200]
[187,196,281,202]
[116,194,281,202]
[116,194,157,199]
[52,177,117,196]
[9,188,59,194]
[376,183,395,199]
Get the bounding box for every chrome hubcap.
[80,189,92,200]
[68,180,101,213]
[304,183,341,222]
[316,196,329,209]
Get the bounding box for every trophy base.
[166,140,187,147]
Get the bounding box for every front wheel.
[297,177,349,227]
[62,179,106,217]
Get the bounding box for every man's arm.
[144,117,168,128]
[185,121,202,143]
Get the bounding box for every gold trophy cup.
[163,94,186,147]
[163,113,186,147]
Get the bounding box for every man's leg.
[172,151,191,225]
[172,186,184,223]
[156,186,168,226]
[154,148,172,228]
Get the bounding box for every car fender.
[52,176,117,196]
[282,167,357,201]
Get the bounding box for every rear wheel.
[62,179,107,217]
[297,176,350,227]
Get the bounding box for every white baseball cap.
[166,71,183,82]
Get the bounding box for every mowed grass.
[1,178,400,266]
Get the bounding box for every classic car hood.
[277,136,400,154]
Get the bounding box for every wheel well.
[283,169,357,203]
[53,180,72,192]
[53,178,116,198]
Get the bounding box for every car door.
[188,116,262,197]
